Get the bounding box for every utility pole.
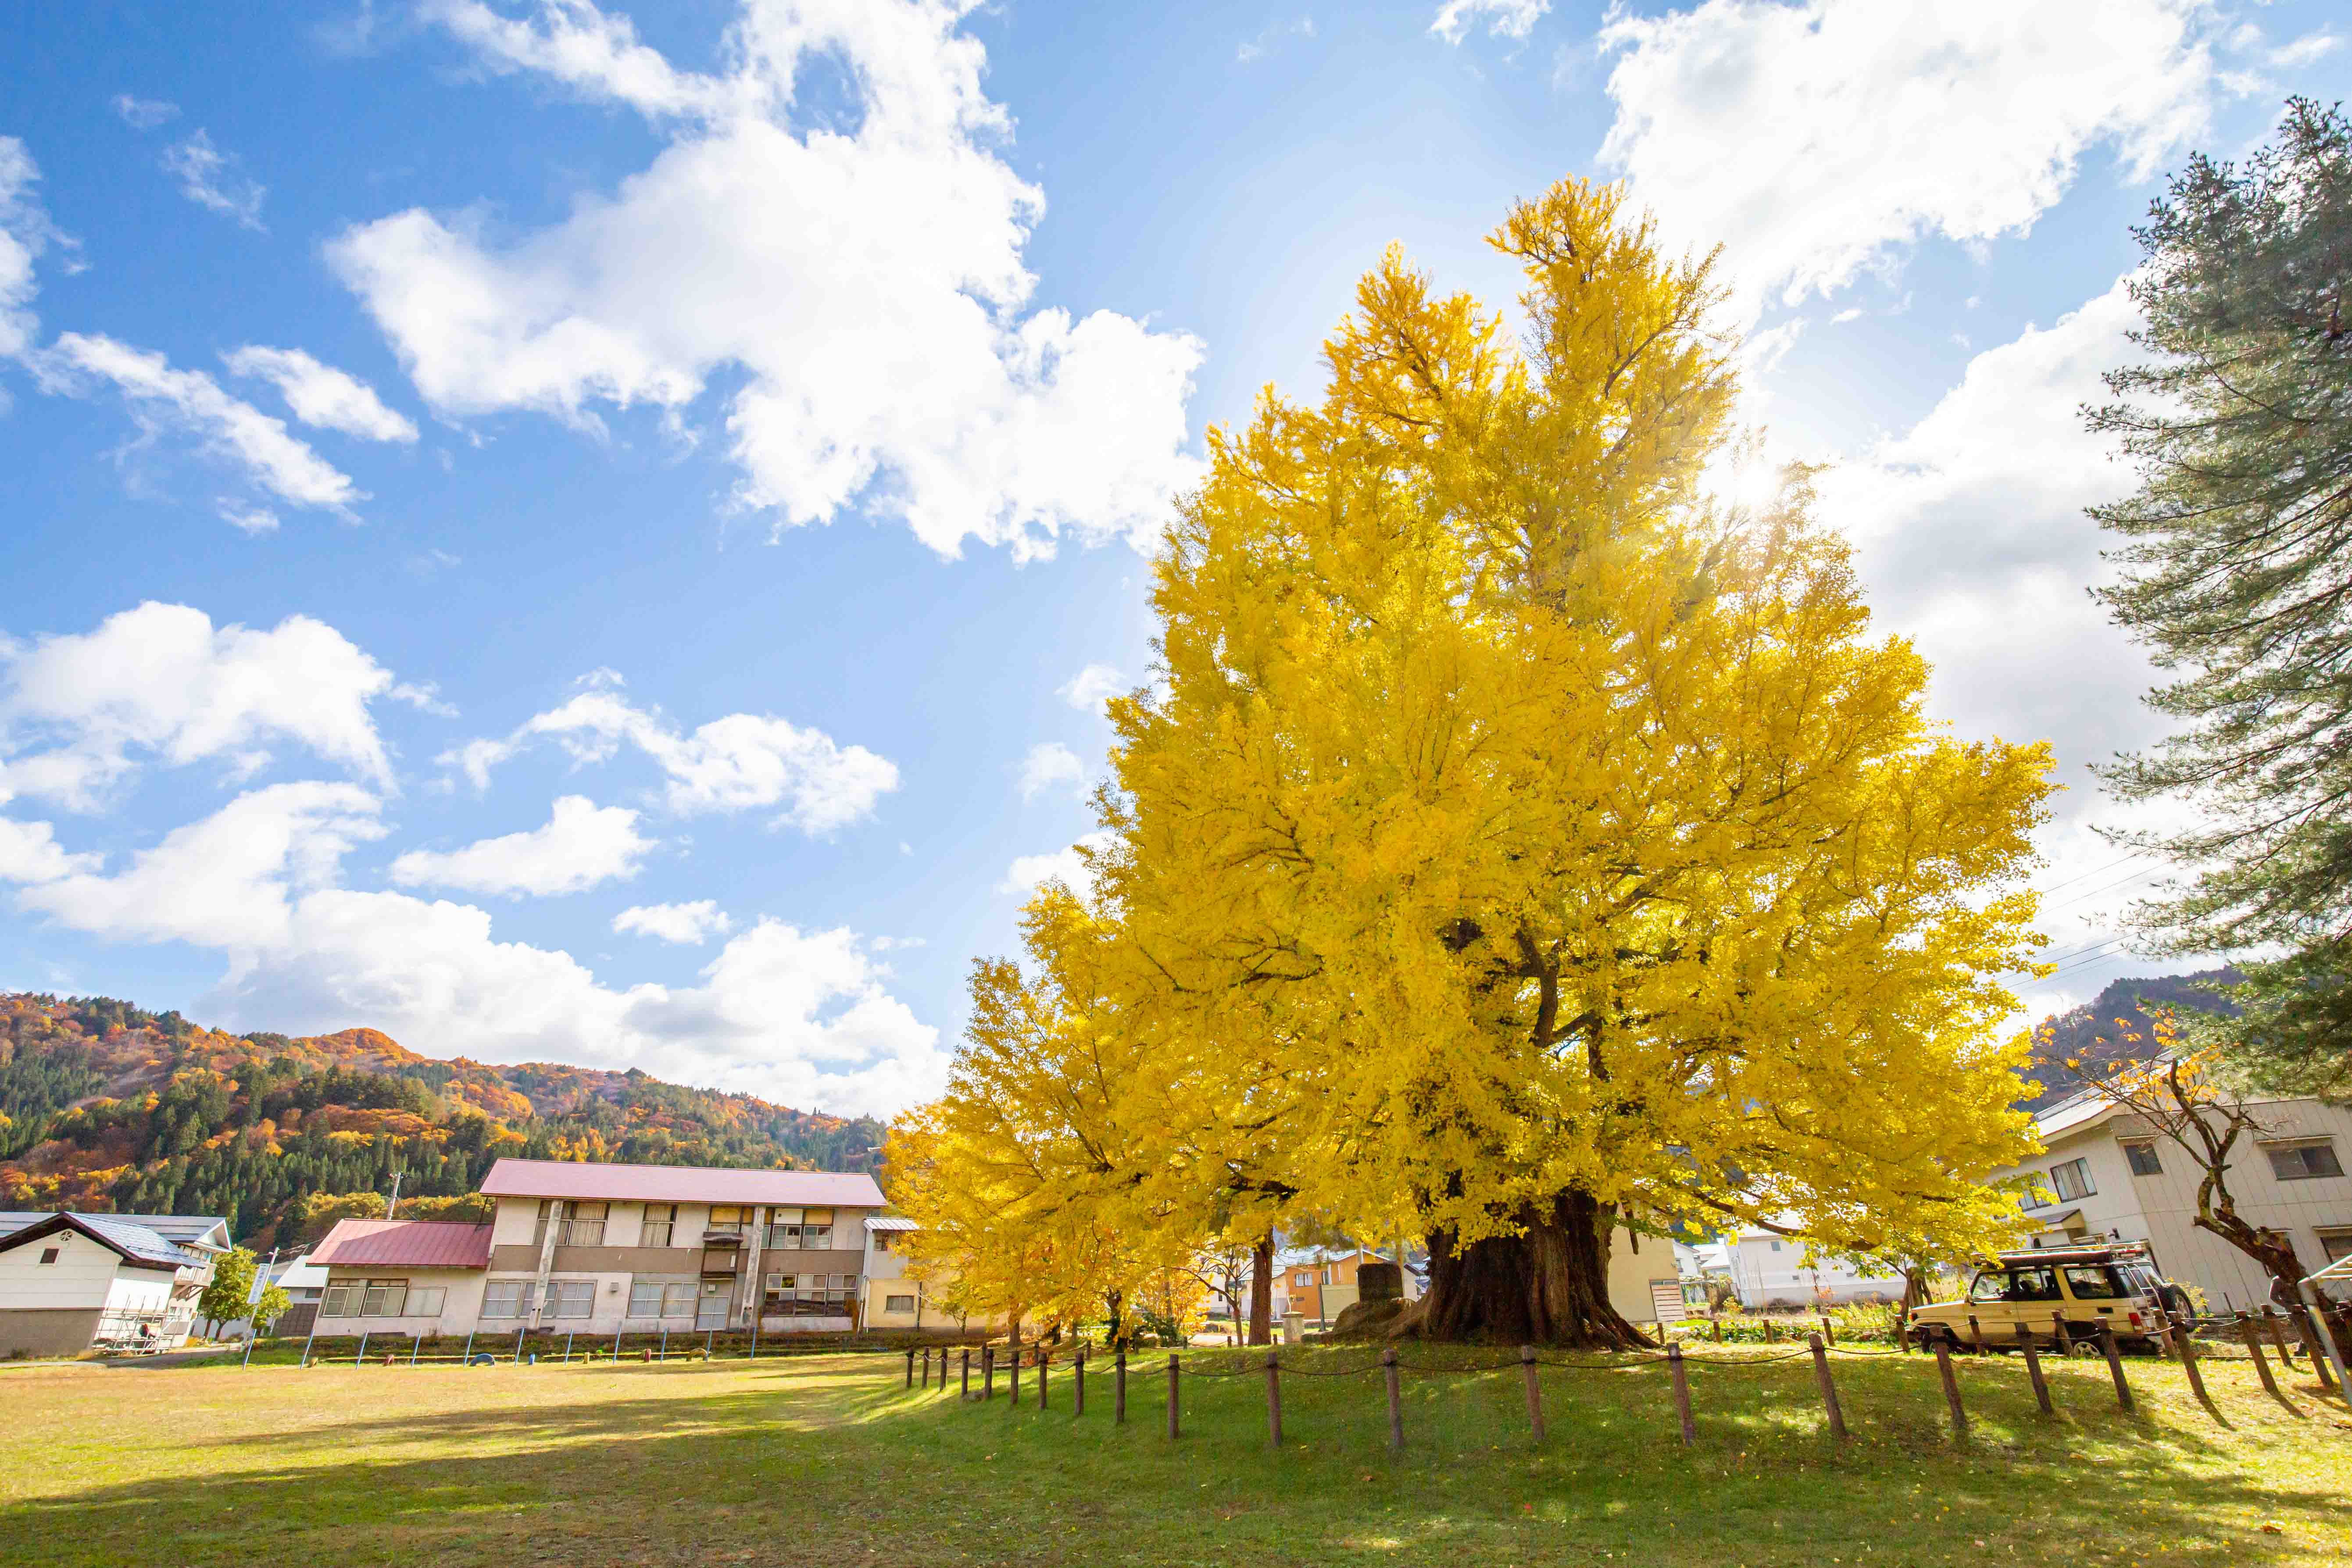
[386,1169,404,1220]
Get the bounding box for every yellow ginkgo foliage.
[902,176,2056,1346]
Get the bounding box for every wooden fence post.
[1932,1337,1969,1440]
[2241,1314,2290,1407]
[1520,1346,1546,1443]
[1668,1343,1695,1446]
[904,1348,914,1389]
[2173,1314,2214,1411]
[962,1348,971,1399]
[1074,1347,1086,1416]
[1819,1311,1835,1346]
[1712,1316,1723,1344]
[1167,1352,1181,1440]
[1115,1349,1127,1425]
[1264,1350,1283,1447]
[2013,1323,2052,1414]
[1039,1349,1049,1411]
[1763,1318,1776,1344]
[1895,1302,1909,1354]
[1808,1333,1847,1439]
[1383,1347,1404,1451]
[2097,1323,2134,1414]
[983,1344,994,1400]
[2052,1311,2072,1358]
[1966,1314,1985,1354]
[1011,1340,1022,1406]
[922,1347,931,1388]
[2263,1307,2298,1368]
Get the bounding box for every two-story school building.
[309,1158,901,1339]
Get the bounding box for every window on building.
[1769,1240,1781,1252]
[886,1294,917,1314]
[2319,1230,2352,1264]
[629,1281,665,1317]
[552,1280,594,1318]
[640,1204,676,1248]
[533,1200,551,1247]
[360,1279,409,1317]
[2051,1157,2097,1202]
[871,1229,893,1252]
[482,1280,529,1318]
[320,1281,359,1317]
[2122,1142,2163,1177]
[762,1271,859,1316]
[38,1247,58,1265]
[558,1201,608,1247]
[661,1282,697,1318]
[2018,1177,2050,1211]
[408,1286,447,1318]
[709,1204,752,1236]
[2266,1140,2345,1181]
[766,1207,834,1250]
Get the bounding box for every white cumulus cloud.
[331,0,1203,560]
[390,794,653,897]
[1057,663,1126,713]
[222,346,419,442]
[1431,0,1548,44]
[111,94,181,130]
[613,899,732,943]
[31,334,362,518]
[1018,740,1086,802]
[0,602,414,811]
[161,129,268,230]
[1000,830,1115,897]
[1598,0,2221,314]
[0,782,942,1115]
[0,137,67,362]
[445,679,897,834]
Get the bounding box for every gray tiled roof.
[0,1211,226,1269]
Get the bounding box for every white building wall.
[1995,1096,2352,1307]
[0,1228,125,1311]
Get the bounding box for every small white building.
[0,1212,229,1357]
[1990,1088,2352,1309]
[1711,1230,1907,1310]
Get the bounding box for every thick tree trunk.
[1404,1189,1652,1349]
[1248,1236,1274,1346]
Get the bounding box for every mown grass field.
[2,1340,2345,1567]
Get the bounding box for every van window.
[2059,1265,2127,1300]
[1969,1267,2059,1303]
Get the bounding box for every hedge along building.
[309,1158,892,1339]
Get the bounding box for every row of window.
[530,1201,841,1251]
[2023,1137,2344,1213]
[319,1280,449,1318]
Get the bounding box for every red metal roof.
[479,1157,885,1208]
[312,1219,494,1270]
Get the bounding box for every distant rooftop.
[0,1212,219,1271]
[0,1211,229,1250]
[479,1157,886,1209]
[312,1219,495,1271]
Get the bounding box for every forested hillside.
[0,993,886,1247]
[2019,968,2241,1112]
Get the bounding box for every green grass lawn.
[2,1340,2345,1567]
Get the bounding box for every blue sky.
[2,0,2346,1118]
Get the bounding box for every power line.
[2030,851,2153,897]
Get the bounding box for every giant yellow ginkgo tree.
[901,176,2055,1347]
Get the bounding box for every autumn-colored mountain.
[0,992,885,1248]
[2017,968,2242,1113]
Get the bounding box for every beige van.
[1908,1244,2180,1353]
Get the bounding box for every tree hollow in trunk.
[1405,1189,1652,1349]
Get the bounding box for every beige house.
[1993,1089,2352,1308]
[0,1212,229,1357]
[311,1158,894,1338]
